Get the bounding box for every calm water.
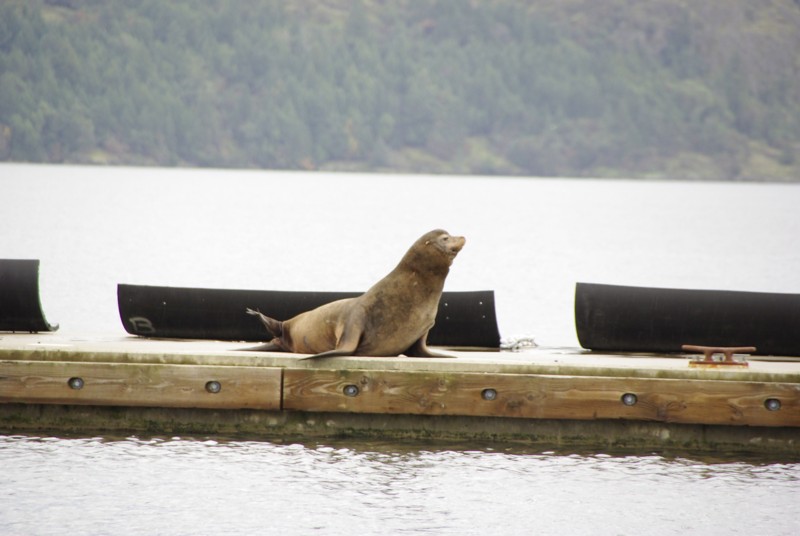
[1,434,799,536]
[2,163,799,345]
[2,164,800,534]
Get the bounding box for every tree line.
[1,0,798,180]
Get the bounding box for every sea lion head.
[421,229,466,266]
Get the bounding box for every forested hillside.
[2,0,799,180]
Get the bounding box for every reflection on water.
[1,434,798,536]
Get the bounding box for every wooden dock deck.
[2,333,799,454]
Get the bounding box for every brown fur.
[245,229,465,359]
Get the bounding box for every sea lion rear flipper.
[299,348,354,360]
[246,307,283,338]
[300,311,364,360]
[300,332,361,359]
[236,341,283,352]
[405,334,457,358]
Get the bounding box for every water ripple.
[1,435,799,536]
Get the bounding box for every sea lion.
[244,229,465,359]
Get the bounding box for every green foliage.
[1,0,798,180]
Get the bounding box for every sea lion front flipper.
[404,334,458,358]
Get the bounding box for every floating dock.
[1,333,798,454]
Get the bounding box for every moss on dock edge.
[1,404,797,456]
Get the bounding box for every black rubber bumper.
[575,282,800,356]
[0,259,58,333]
[118,284,501,348]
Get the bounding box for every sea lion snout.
[427,231,465,265]
[446,235,466,255]
[437,232,465,257]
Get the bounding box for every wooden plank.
[283,369,800,427]
[0,360,281,410]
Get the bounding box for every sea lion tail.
[246,307,283,338]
